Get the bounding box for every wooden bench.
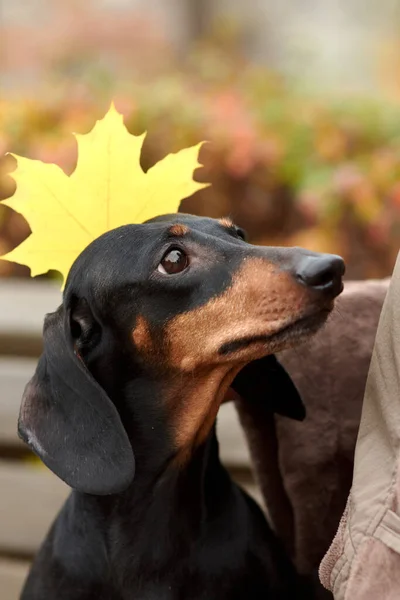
[0,280,259,599]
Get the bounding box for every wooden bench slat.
[0,358,36,445]
[0,558,30,600]
[0,280,60,336]
[0,460,69,555]
[0,280,60,356]
[217,402,251,467]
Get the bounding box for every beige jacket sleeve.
[319,252,400,600]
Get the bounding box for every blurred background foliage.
[1,1,400,280]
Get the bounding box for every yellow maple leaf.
[1,104,208,288]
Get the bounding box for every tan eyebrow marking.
[219,217,234,229]
[168,223,189,236]
[132,315,153,353]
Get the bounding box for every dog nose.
[296,254,345,295]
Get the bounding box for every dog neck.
[165,365,242,462]
[91,369,241,573]
[121,424,232,523]
[110,362,242,477]
[94,422,236,583]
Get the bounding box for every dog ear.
[18,305,135,495]
[231,354,306,421]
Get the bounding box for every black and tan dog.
[18,214,344,599]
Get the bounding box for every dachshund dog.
[18,214,344,600]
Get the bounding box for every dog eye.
[158,248,189,275]
[235,228,246,241]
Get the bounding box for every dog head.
[18,214,344,494]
